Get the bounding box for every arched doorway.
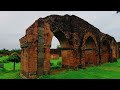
[53,31,70,68]
[85,36,97,65]
[100,40,110,63]
[43,23,72,74]
[82,34,98,66]
[50,36,62,71]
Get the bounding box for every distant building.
[50,49,61,59]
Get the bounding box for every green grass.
[1,57,120,79]
[0,62,21,79]
[39,58,120,79]
[50,57,62,70]
[0,57,62,79]
[0,56,9,63]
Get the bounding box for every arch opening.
[44,30,72,74]
[85,36,96,49]
[82,36,98,66]
[54,31,69,48]
[52,31,71,68]
[50,36,62,71]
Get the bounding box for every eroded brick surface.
[117,42,120,58]
[50,49,61,59]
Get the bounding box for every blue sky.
[0,11,119,50]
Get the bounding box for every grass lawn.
[39,58,120,79]
[0,62,21,79]
[0,56,9,63]
[50,57,62,70]
[1,58,120,79]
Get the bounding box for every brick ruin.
[50,49,61,59]
[19,14,118,79]
[117,42,120,58]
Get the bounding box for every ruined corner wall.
[19,21,39,79]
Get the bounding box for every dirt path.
[50,68,65,75]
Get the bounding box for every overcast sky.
[0,11,119,50]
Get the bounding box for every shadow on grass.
[0,68,21,79]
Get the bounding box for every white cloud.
[0,11,119,50]
[51,36,60,49]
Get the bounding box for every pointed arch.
[81,32,99,66]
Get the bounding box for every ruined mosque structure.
[19,14,119,79]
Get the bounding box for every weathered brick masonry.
[19,15,118,79]
[50,49,61,59]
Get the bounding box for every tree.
[8,52,21,70]
[10,49,21,54]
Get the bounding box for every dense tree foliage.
[0,49,21,56]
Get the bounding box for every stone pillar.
[37,27,44,76]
